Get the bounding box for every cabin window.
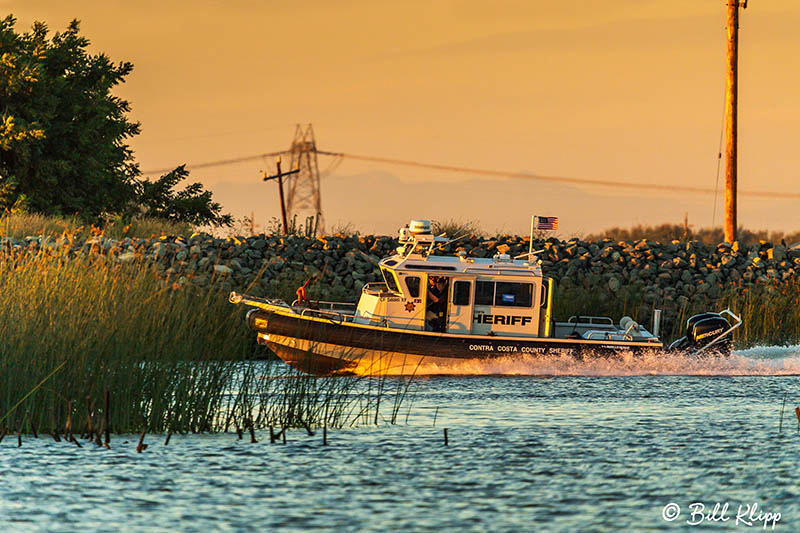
[475,281,494,306]
[381,268,400,293]
[453,281,471,306]
[405,276,421,298]
[494,282,532,307]
[405,264,457,271]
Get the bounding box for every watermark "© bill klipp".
[661,502,781,530]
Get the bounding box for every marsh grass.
[663,282,800,348]
[0,247,248,434]
[0,212,193,240]
[553,284,648,331]
[584,223,800,247]
[431,218,483,238]
[715,281,800,347]
[554,280,800,347]
[0,246,409,436]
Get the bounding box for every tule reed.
[0,241,414,437]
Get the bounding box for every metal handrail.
[584,330,633,341]
[567,315,615,326]
[315,300,357,310]
[362,282,399,297]
[298,307,391,328]
[291,299,357,312]
[300,308,347,324]
[229,292,291,310]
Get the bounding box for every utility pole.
[724,0,747,243]
[262,156,299,234]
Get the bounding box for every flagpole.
[529,215,536,257]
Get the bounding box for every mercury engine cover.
[668,312,733,353]
[687,313,727,343]
[686,313,732,349]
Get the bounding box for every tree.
[0,16,232,227]
[134,165,233,227]
[0,35,45,151]
[0,16,139,217]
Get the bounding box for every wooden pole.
[136,430,147,453]
[104,388,111,448]
[724,1,743,244]
[263,157,298,235]
[276,157,289,234]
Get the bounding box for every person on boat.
[426,276,448,332]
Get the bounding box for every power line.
[142,148,800,199]
[142,151,286,175]
[135,125,293,146]
[317,150,800,199]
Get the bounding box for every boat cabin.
[354,220,554,338]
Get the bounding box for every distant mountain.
[207,169,787,237]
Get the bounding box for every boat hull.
[249,310,663,376]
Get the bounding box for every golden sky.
[7,0,800,235]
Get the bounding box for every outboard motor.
[668,312,733,354]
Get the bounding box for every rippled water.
[4,346,800,532]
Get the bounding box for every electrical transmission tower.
[284,124,324,234]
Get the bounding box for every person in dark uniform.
[426,276,448,332]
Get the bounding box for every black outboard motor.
[668,312,733,354]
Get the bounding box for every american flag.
[535,216,559,230]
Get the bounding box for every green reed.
[0,247,406,436]
[658,282,800,348]
[554,280,800,347]
[0,212,194,240]
[716,281,800,348]
[553,284,647,331]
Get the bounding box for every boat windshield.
[381,268,401,294]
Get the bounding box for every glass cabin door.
[447,278,474,334]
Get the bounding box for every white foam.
[411,345,800,376]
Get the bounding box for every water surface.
[3,346,800,532]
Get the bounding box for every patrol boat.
[229,220,740,375]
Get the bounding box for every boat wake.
[412,345,800,376]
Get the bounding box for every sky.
[6,0,800,236]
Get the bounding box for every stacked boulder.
[3,232,798,319]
